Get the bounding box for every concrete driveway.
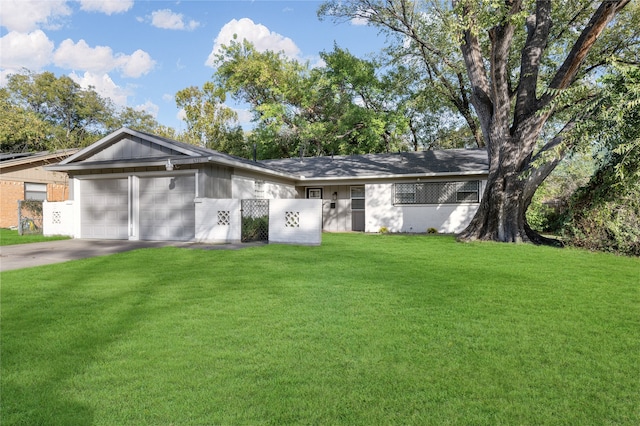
[0,239,264,272]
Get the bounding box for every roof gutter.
[295,169,489,185]
[46,154,300,181]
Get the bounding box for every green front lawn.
[1,234,638,425]
[0,228,70,245]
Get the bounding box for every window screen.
[394,181,479,204]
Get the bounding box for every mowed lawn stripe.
[2,234,638,425]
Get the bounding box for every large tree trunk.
[456,0,629,244]
[457,142,529,242]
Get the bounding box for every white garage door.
[81,179,129,239]
[139,176,195,241]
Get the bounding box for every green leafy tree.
[212,38,307,158]
[562,63,640,255]
[0,87,52,153]
[314,45,409,154]
[4,70,111,149]
[320,0,637,244]
[211,39,409,158]
[175,83,248,156]
[108,106,161,134]
[2,70,178,151]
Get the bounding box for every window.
[393,181,480,205]
[395,184,416,204]
[351,186,365,210]
[307,188,323,199]
[24,182,47,201]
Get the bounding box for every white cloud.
[69,71,129,106]
[0,30,55,71]
[351,16,369,26]
[351,8,375,26]
[234,108,253,126]
[0,0,71,32]
[150,9,200,31]
[135,100,159,118]
[0,70,13,87]
[77,0,134,15]
[116,49,155,78]
[206,18,300,67]
[53,39,155,77]
[54,39,116,73]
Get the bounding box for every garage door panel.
[81,179,128,239]
[139,176,195,241]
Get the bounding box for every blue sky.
[0,0,385,131]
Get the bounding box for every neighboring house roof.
[46,127,489,183]
[261,149,489,180]
[0,152,35,162]
[0,149,79,172]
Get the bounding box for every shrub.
[427,227,438,234]
[563,160,640,256]
[241,216,268,242]
[379,227,389,234]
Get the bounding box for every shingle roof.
[0,149,79,169]
[260,149,489,178]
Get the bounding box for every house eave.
[46,160,171,171]
[46,154,300,182]
[203,156,297,180]
[295,170,489,185]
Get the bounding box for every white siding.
[365,182,484,234]
[232,175,297,199]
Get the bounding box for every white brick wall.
[43,201,75,237]
[195,198,241,243]
[269,199,322,245]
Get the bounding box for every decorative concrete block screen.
[269,199,322,245]
[195,198,242,243]
[43,198,322,245]
[43,201,75,237]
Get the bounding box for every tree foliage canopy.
[209,39,411,158]
[561,62,640,255]
[1,70,163,153]
[320,0,638,244]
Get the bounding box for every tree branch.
[458,4,493,152]
[514,1,552,123]
[541,0,631,109]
